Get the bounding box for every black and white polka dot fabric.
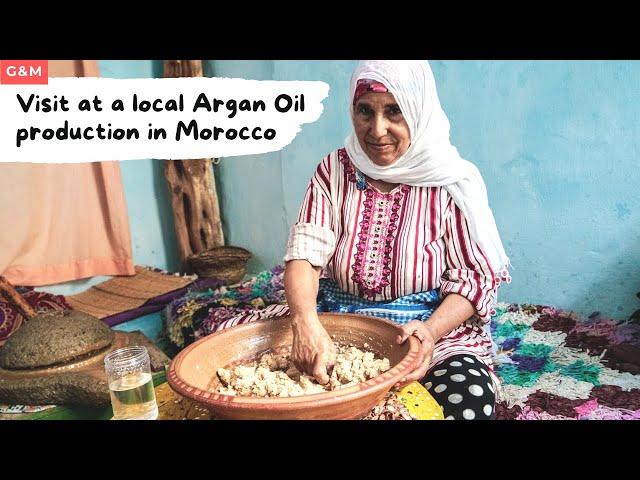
[421,354,496,420]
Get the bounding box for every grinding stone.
[0,331,171,407]
[0,310,114,370]
[0,372,111,407]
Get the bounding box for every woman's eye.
[389,106,403,116]
[357,105,371,115]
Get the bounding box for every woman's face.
[353,91,411,167]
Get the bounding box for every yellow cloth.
[396,381,444,420]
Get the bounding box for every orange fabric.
[0,60,135,286]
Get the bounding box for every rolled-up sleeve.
[283,155,336,268]
[440,199,507,321]
[284,223,336,268]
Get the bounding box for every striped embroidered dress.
[283,148,511,376]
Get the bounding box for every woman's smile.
[367,142,394,151]
[353,91,411,167]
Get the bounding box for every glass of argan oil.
[104,346,158,420]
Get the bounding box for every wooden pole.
[163,60,224,271]
[0,276,36,320]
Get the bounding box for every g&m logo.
[0,60,48,84]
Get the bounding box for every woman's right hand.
[291,312,336,384]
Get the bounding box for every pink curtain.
[0,60,135,286]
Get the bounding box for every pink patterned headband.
[353,79,389,104]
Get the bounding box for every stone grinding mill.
[0,276,169,408]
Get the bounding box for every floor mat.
[66,266,221,327]
[492,303,640,419]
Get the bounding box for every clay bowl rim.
[167,313,422,413]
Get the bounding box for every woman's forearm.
[284,259,322,321]
[285,259,335,382]
[424,293,476,341]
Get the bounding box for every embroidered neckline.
[338,148,410,298]
[338,148,404,194]
[339,148,364,189]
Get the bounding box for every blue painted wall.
[209,60,640,320]
[99,60,180,273]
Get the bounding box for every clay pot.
[167,313,421,420]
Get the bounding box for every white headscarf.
[345,60,510,273]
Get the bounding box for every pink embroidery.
[348,168,405,295]
[500,269,512,284]
[339,148,411,298]
[338,148,357,183]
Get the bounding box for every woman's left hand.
[395,320,437,385]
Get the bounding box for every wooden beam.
[163,60,224,271]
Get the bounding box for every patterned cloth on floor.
[0,286,70,345]
[164,265,287,348]
[164,265,640,419]
[491,303,640,420]
[0,404,56,414]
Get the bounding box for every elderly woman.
[283,60,510,420]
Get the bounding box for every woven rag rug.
[165,265,640,420]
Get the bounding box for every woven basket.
[187,246,252,285]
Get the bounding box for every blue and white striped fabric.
[317,278,441,325]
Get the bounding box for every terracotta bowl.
[167,313,421,420]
